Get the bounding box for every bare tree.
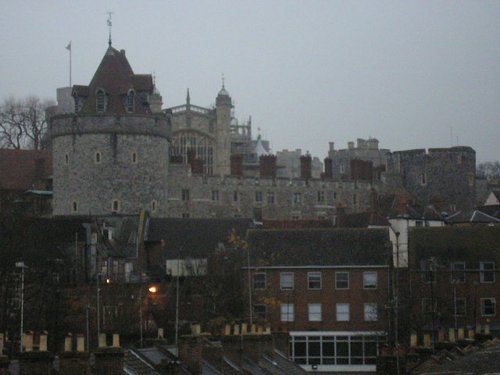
[0,96,54,150]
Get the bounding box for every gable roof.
[77,46,153,114]
[0,149,52,191]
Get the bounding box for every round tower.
[50,46,169,217]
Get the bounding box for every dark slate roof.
[77,46,153,115]
[147,218,254,259]
[445,209,500,224]
[247,228,390,267]
[0,149,52,191]
[408,226,500,267]
[336,212,389,228]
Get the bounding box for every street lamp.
[15,261,28,353]
[139,283,157,348]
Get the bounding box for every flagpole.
[66,41,72,87]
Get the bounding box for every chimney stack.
[259,155,277,179]
[300,154,312,180]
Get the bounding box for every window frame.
[308,303,322,322]
[280,303,294,322]
[336,303,350,321]
[253,304,267,320]
[363,271,378,289]
[280,272,294,290]
[253,272,266,290]
[481,298,496,316]
[480,261,495,283]
[364,303,378,321]
[255,191,262,202]
[308,272,322,290]
[335,271,349,289]
[181,189,190,201]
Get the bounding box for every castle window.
[352,194,357,205]
[293,193,301,205]
[72,201,78,213]
[65,153,69,165]
[96,89,107,113]
[317,191,325,203]
[126,90,135,113]
[233,191,239,202]
[255,191,262,202]
[182,189,190,201]
[131,152,138,164]
[182,213,190,218]
[420,173,427,185]
[95,152,102,164]
[267,191,275,204]
[112,199,120,212]
[212,190,219,201]
[151,200,158,213]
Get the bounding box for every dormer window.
[96,89,107,113]
[126,90,135,113]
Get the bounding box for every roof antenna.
[107,11,114,47]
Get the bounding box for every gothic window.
[170,132,215,175]
[72,201,78,213]
[131,152,138,164]
[126,90,135,113]
[96,89,107,113]
[95,152,102,164]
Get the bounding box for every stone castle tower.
[50,46,170,216]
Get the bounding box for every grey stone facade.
[166,163,378,220]
[384,146,476,213]
[51,114,169,216]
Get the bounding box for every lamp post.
[15,262,28,353]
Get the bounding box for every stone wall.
[51,114,169,216]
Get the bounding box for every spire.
[186,88,190,105]
[107,11,114,47]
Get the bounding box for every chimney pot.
[23,331,34,352]
[112,334,120,348]
[76,334,85,352]
[98,333,107,348]
[64,334,73,352]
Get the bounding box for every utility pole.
[15,262,28,353]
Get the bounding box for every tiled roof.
[247,228,390,266]
[77,46,153,114]
[0,149,52,191]
[147,218,255,259]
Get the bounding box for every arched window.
[126,90,135,113]
[96,89,106,113]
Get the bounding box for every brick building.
[245,228,391,373]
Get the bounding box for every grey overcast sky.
[1,1,499,162]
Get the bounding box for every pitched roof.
[77,46,153,114]
[247,228,390,266]
[0,149,52,191]
[147,218,254,259]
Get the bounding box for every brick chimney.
[230,154,243,176]
[59,333,90,375]
[350,159,373,181]
[300,154,312,180]
[259,155,277,179]
[94,334,124,375]
[323,157,333,179]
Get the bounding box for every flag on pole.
[66,41,71,51]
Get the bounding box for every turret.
[214,82,232,176]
